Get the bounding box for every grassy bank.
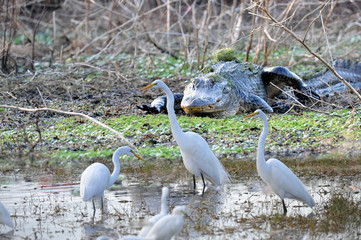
[1,109,360,176]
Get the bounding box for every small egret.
[138,187,169,237]
[80,146,145,215]
[0,202,13,228]
[145,205,186,240]
[141,80,230,191]
[244,109,315,214]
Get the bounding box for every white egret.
[0,202,13,228]
[138,187,169,237]
[244,109,315,214]
[141,80,230,191]
[80,146,145,215]
[145,205,186,240]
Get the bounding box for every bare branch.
[254,2,361,102]
[0,105,135,149]
[270,83,340,116]
[303,0,329,42]
[201,0,213,69]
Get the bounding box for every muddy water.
[0,164,360,239]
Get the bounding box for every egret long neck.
[160,191,168,215]
[163,84,184,141]
[108,149,122,188]
[257,116,269,178]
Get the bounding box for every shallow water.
[0,165,360,239]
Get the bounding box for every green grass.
[1,109,360,172]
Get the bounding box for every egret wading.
[141,80,231,192]
[244,109,315,214]
[80,146,145,216]
[138,187,169,237]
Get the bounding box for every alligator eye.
[191,80,196,90]
[223,86,231,94]
[209,78,214,87]
[216,98,221,103]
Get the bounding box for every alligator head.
[181,72,238,117]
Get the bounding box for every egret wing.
[267,158,314,206]
[138,212,167,237]
[146,215,183,240]
[80,163,110,200]
[181,132,230,185]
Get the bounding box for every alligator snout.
[182,97,215,107]
[181,97,225,114]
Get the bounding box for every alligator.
[137,58,361,117]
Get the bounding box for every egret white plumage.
[0,202,13,228]
[80,146,145,215]
[145,205,186,240]
[141,80,230,191]
[244,109,315,214]
[138,187,169,237]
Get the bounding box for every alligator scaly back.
[304,60,361,96]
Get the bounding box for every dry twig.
[201,0,212,69]
[0,105,135,149]
[254,1,361,102]
[269,82,341,116]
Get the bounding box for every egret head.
[140,80,165,91]
[172,205,187,215]
[243,109,266,119]
[117,146,145,162]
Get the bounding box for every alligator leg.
[261,66,320,101]
[136,96,167,114]
[296,86,320,101]
[137,93,184,114]
[238,92,274,113]
[136,103,162,114]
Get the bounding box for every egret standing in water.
[244,109,315,214]
[141,80,230,191]
[138,187,169,237]
[80,146,145,216]
[145,205,186,240]
[0,202,13,228]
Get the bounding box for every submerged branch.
[0,105,135,149]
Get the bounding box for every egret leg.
[92,198,96,217]
[201,173,206,193]
[282,199,287,215]
[101,197,104,214]
[193,175,196,189]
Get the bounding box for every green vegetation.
[213,48,237,63]
[113,53,194,79]
[1,109,360,175]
